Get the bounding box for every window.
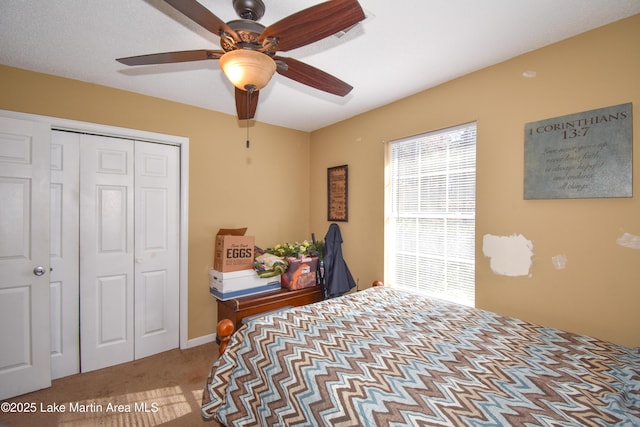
[385,122,476,306]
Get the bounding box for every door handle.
[33,266,46,276]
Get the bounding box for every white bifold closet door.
[74,133,179,373]
[79,135,135,371]
[133,139,180,360]
[50,131,80,379]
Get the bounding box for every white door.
[134,141,179,358]
[0,116,51,399]
[80,135,135,372]
[50,131,79,379]
[79,136,180,371]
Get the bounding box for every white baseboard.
[185,333,217,349]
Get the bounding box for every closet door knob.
[135,258,144,264]
[33,266,46,276]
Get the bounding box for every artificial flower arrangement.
[266,240,323,259]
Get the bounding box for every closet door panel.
[134,141,179,359]
[80,135,134,372]
[96,274,128,343]
[49,131,79,379]
[98,185,129,252]
[140,270,167,333]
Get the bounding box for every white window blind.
[387,122,476,306]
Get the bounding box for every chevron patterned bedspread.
[202,287,640,426]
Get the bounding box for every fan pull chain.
[245,85,256,149]
[246,92,250,148]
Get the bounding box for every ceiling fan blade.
[235,87,259,120]
[275,56,353,96]
[164,0,240,41]
[117,49,224,66]
[259,0,365,52]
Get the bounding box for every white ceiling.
[1,1,638,132]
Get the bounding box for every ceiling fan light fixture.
[219,49,276,91]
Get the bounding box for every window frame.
[384,122,477,306]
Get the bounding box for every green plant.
[266,239,324,259]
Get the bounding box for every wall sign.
[327,165,348,221]
[524,103,632,199]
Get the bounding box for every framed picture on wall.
[327,165,348,222]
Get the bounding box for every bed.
[202,284,640,426]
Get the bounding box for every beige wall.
[1,14,638,348]
[309,14,640,347]
[0,65,311,340]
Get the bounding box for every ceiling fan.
[117,0,365,120]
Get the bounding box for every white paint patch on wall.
[482,234,534,277]
[616,232,640,250]
[551,254,568,270]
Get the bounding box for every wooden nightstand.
[216,285,325,330]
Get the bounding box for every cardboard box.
[209,268,280,300]
[281,256,318,290]
[213,228,255,272]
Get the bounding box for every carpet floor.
[0,341,219,427]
